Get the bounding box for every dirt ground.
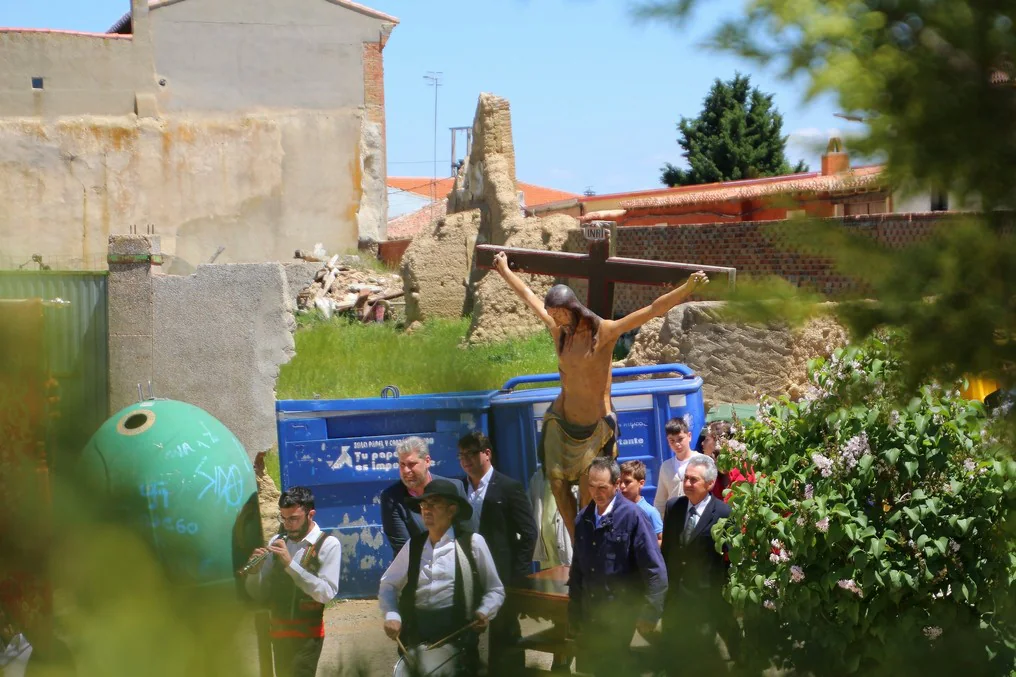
[242,599,559,676]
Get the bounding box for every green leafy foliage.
[638,0,1016,396]
[715,333,1016,674]
[661,73,808,187]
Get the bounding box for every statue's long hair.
[544,284,602,354]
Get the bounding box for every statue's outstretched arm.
[605,271,709,339]
[492,251,557,330]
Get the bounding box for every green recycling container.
[79,399,262,589]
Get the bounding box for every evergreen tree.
[661,73,808,187]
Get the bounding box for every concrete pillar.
[106,235,161,414]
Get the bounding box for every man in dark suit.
[380,436,465,557]
[458,432,538,676]
[660,454,735,674]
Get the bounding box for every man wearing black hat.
[378,479,505,675]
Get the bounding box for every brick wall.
[362,38,386,128]
[612,212,955,315]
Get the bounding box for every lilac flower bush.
[716,332,1016,674]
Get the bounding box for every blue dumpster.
[275,392,490,598]
[276,364,704,599]
[488,364,705,506]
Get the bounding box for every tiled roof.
[621,165,886,209]
[0,26,129,38]
[386,199,447,240]
[387,177,579,208]
[108,0,398,34]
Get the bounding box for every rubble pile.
[296,254,404,322]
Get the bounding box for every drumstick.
[426,620,480,650]
[395,636,417,673]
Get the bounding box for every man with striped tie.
[660,455,734,674]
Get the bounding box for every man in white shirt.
[243,486,341,677]
[654,416,705,515]
[379,479,505,676]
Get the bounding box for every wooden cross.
[473,222,736,318]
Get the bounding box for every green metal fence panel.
[0,271,108,468]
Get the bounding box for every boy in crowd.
[654,417,704,515]
[619,460,663,545]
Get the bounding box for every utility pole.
[423,72,443,206]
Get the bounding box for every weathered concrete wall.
[149,0,390,113]
[0,113,366,271]
[0,32,142,116]
[0,0,156,118]
[621,301,849,407]
[0,0,394,267]
[447,93,522,244]
[401,210,482,324]
[467,214,586,344]
[153,263,296,457]
[107,236,296,459]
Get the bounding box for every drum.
[392,643,463,677]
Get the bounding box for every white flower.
[769,553,781,564]
[923,626,943,640]
[949,539,960,553]
[763,600,776,610]
[796,516,806,527]
[764,578,777,589]
[889,410,901,426]
[815,517,830,533]
[790,565,805,583]
[804,484,814,500]
[963,459,977,472]
[780,550,792,562]
[812,453,834,478]
[837,579,863,597]
[727,439,747,454]
[838,432,872,472]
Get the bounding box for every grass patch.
[263,447,281,489]
[277,317,559,400]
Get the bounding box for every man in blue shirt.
[568,457,668,675]
[620,460,664,545]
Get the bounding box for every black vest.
[397,530,482,644]
[268,531,332,639]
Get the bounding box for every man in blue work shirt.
[568,457,668,675]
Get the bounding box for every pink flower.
[837,579,863,597]
[815,517,830,533]
[790,565,805,583]
[804,483,814,500]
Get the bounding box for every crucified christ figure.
[493,251,709,542]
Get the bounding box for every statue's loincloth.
[538,409,618,482]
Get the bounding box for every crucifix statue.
[474,223,733,541]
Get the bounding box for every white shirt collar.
[594,495,617,526]
[470,465,494,492]
[429,526,455,548]
[689,493,711,514]
[299,523,322,545]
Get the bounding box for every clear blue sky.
[0,0,856,195]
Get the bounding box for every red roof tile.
[386,199,447,240]
[621,165,886,209]
[387,177,578,208]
